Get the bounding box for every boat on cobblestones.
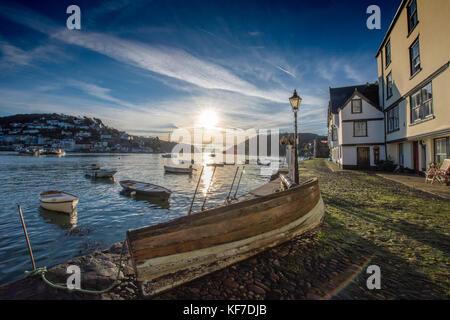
[126,174,324,297]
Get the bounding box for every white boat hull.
[40,199,79,214]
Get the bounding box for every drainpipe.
[380,52,387,161]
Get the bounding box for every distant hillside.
[0,113,177,153]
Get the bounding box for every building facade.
[376,0,450,173]
[328,83,385,169]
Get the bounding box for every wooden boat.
[164,165,193,174]
[127,175,324,297]
[39,190,79,214]
[42,148,66,156]
[162,154,177,158]
[85,164,117,178]
[120,180,171,199]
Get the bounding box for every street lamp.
[289,89,302,184]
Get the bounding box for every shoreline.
[1,159,448,300]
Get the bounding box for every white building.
[328,83,386,169]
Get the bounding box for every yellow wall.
[377,0,450,140]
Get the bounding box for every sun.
[197,109,219,129]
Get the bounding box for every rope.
[24,240,127,295]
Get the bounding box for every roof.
[375,0,408,57]
[329,83,379,114]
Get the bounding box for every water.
[0,152,280,285]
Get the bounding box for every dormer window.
[351,99,362,114]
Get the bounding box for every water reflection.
[39,207,78,229]
[120,191,170,210]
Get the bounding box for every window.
[410,39,421,76]
[434,137,449,163]
[387,105,399,133]
[385,40,391,67]
[353,121,367,137]
[410,83,433,123]
[407,0,418,33]
[332,126,338,141]
[351,99,362,113]
[386,72,393,98]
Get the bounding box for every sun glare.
[197,109,219,129]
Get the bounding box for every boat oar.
[225,166,239,203]
[201,166,217,211]
[232,166,245,200]
[188,166,204,215]
[17,205,36,271]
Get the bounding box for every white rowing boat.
[164,165,193,174]
[120,180,172,199]
[39,190,79,214]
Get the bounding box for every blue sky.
[0,0,401,137]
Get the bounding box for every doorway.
[357,147,370,169]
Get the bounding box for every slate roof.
[329,83,379,114]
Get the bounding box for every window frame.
[387,105,399,133]
[409,38,421,76]
[407,0,419,34]
[351,99,362,114]
[434,137,450,163]
[332,126,338,141]
[386,72,393,99]
[410,82,433,124]
[385,40,391,68]
[353,120,368,137]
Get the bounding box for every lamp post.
[289,89,302,184]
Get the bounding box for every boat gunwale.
[39,190,79,203]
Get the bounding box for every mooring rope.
[24,240,127,295]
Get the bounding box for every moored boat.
[206,163,224,167]
[85,164,117,178]
[120,180,172,199]
[162,154,177,158]
[39,190,79,214]
[126,175,324,297]
[164,165,193,174]
[42,148,66,156]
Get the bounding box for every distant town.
[0,113,176,153]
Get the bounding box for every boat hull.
[85,169,117,178]
[164,165,192,174]
[39,198,79,214]
[120,180,171,199]
[127,177,324,297]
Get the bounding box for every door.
[413,141,419,174]
[373,147,380,165]
[357,147,370,169]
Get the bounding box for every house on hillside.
[328,83,385,169]
[376,0,450,173]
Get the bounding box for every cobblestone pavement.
[157,159,449,300]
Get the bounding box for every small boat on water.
[164,165,193,174]
[85,164,117,178]
[162,154,177,158]
[42,148,66,156]
[39,190,79,214]
[18,147,42,156]
[120,180,171,199]
[126,174,324,297]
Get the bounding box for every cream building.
[376,0,450,173]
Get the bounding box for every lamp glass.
[289,90,302,111]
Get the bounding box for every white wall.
[341,120,385,145]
